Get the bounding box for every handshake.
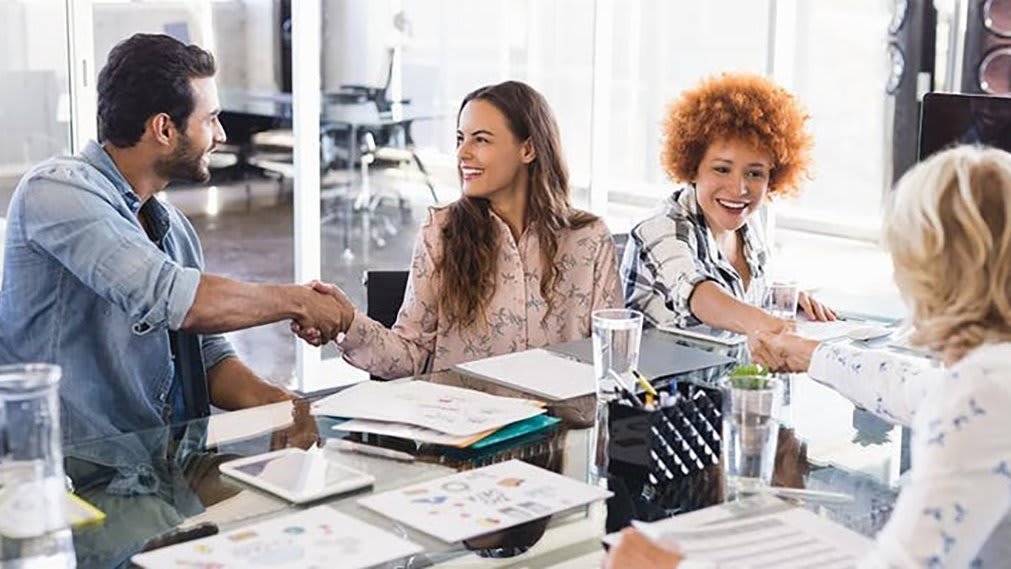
[746,329,820,373]
[289,280,355,347]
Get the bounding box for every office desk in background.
[64,333,906,568]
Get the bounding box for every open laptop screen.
[918,92,1011,160]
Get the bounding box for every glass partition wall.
[14,0,902,391]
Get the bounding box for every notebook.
[453,348,596,401]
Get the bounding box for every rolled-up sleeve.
[201,333,237,370]
[20,172,198,333]
[626,216,718,327]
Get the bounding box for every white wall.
[0,1,70,176]
[93,0,279,92]
[321,0,396,91]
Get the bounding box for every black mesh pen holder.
[605,381,725,531]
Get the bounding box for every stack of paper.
[605,497,873,568]
[359,459,612,543]
[132,506,423,569]
[312,381,550,448]
[453,348,597,400]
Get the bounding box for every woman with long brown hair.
[297,81,622,379]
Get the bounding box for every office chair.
[363,269,409,329]
[330,48,439,204]
[362,269,410,381]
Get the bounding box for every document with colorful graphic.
[311,381,544,436]
[131,506,423,569]
[358,459,612,543]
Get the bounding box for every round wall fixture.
[979,46,1011,93]
[886,42,906,94]
[983,0,1011,38]
[889,0,909,34]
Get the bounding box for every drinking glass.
[589,309,643,487]
[720,374,783,499]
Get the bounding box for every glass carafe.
[0,364,75,568]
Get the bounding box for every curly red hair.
[661,73,813,197]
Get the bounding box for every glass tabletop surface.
[63,331,912,568]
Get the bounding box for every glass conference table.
[64,331,918,568]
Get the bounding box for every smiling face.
[154,76,226,183]
[693,138,773,235]
[455,99,535,201]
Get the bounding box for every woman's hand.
[601,528,682,569]
[748,330,821,373]
[290,281,356,345]
[798,291,837,322]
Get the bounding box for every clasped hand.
[291,280,355,346]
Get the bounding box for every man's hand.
[602,528,682,569]
[269,398,321,451]
[798,291,837,322]
[748,330,820,373]
[291,281,355,346]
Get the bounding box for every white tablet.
[219,447,374,504]
[657,323,747,346]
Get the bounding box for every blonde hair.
[884,145,1011,363]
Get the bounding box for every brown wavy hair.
[661,72,813,197]
[439,81,597,329]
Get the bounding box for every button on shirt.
[620,186,768,328]
[340,207,623,379]
[0,141,235,469]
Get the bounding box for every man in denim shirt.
[0,35,344,481]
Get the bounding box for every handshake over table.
[290,281,356,347]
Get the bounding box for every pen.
[632,370,659,397]
[756,486,854,504]
[326,438,416,462]
[607,369,644,408]
[142,522,218,552]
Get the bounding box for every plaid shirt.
[620,186,768,327]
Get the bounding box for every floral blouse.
[809,342,1011,567]
[338,207,623,379]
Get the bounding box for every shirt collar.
[80,140,172,242]
[81,140,143,214]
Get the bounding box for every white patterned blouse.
[809,342,1011,567]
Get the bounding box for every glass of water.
[720,374,783,499]
[0,364,75,568]
[589,309,643,487]
[591,309,643,400]
[762,281,800,321]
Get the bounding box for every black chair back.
[364,270,410,329]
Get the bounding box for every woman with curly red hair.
[621,72,835,334]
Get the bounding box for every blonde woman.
[605,145,1011,568]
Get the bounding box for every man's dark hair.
[97,33,216,147]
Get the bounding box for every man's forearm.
[180,274,311,334]
[207,357,292,411]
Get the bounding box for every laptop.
[919,92,1011,159]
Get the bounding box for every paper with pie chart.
[131,506,423,569]
[358,459,612,543]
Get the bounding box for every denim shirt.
[0,141,235,482]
